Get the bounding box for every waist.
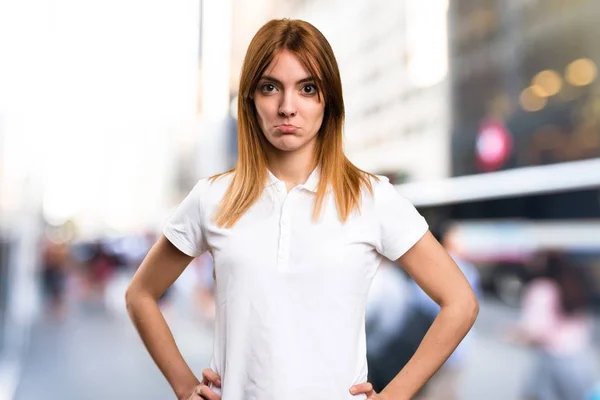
[210,346,368,400]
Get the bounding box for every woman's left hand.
[349,382,389,399]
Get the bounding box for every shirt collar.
[266,167,320,193]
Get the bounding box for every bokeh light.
[532,69,563,97]
[566,58,597,87]
[520,86,548,112]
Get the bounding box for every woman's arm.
[380,231,479,400]
[125,235,201,400]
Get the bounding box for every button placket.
[277,190,293,271]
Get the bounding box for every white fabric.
[365,259,412,358]
[163,168,428,400]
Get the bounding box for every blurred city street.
[12,273,213,400]
[9,273,596,400]
[2,1,600,399]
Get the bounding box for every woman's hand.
[187,368,221,399]
[349,382,390,399]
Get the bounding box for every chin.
[271,143,304,152]
[269,136,310,152]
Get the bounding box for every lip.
[276,124,298,134]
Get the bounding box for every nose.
[278,92,297,117]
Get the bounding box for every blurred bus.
[449,219,600,307]
[397,159,600,308]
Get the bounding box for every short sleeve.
[373,177,428,261]
[162,179,209,257]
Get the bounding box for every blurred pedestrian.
[511,251,596,400]
[126,18,478,400]
[86,240,118,303]
[40,235,70,319]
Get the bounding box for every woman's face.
[253,50,325,154]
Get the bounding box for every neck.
[266,145,317,187]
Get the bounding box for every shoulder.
[354,174,418,218]
[205,171,234,194]
[184,172,234,206]
[365,174,401,193]
[355,173,387,198]
[363,174,410,203]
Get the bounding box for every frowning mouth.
[275,124,298,133]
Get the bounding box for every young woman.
[125,19,479,400]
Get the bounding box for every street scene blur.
[1,0,600,399]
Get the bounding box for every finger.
[195,384,221,400]
[350,382,374,395]
[202,368,222,388]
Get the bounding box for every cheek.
[308,105,325,128]
[255,100,276,126]
[254,105,268,129]
[255,110,265,127]
[317,108,325,125]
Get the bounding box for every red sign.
[475,119,512,171]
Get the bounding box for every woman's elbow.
[444,289,479,326]
[124,284,150,314]
[124,285,138,313]
[462,291,479,326]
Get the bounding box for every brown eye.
[302,84,317,95]
[260,83,277,93]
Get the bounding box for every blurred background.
[1,0,599,399]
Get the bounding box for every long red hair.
[212,19,376,228]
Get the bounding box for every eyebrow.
[259,75,316,85]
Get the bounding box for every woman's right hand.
[187,368,222,400]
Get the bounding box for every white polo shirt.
[163,168,428,400]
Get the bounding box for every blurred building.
[450,0,600,177]
[439,0,600,219]
[0,140,43,373]
[0,30,44,365]
[30,1,200,237]
[173,0,240,201]
[398,0,600,305]
[0,0,203,372]
[404,0,600,215]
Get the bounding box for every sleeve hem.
[163,227,202,257]
[384,222,429,261]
